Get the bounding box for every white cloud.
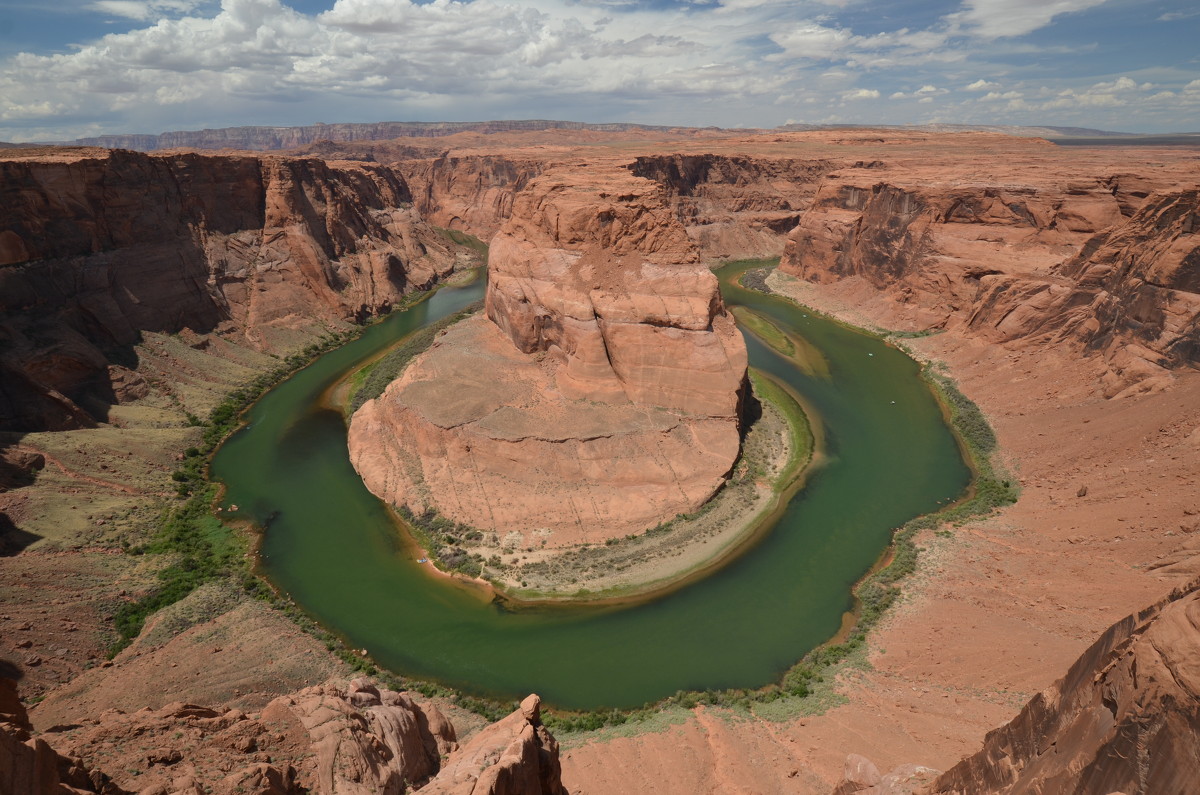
[0,0,1194,139]
[978,90,1023,100]
[770,21,857,61]
[946,0,1112,39]
[88,0,206,21]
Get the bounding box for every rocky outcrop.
[258,678,456,794]
[780,170,1199,397]
[423,695,566,795]
[927,578,1200,794]
[831,754,940,795]
[1,674,109,794]
[349,169,747,542]
[3,675,564,795]
[0,149,459,431]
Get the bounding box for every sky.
[0,0,1197,142]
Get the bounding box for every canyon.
[1,126,1198,793]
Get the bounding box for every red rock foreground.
[833,576,1200,794]
[349,169,747,543]
[1,675,565,795]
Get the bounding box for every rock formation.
[349,169,748,543]
[0,148,459,431]
[628,154,839,258]
[2,674,562,795]
[827,578,1200,795]
[401,154,547,241]
[423,695,566,795]
[258,678,456,794]
[1,674,109,794]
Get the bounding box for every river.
[212,262,970,710]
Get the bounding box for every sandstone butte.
[1,127,1199,794]
[348,168,748,544]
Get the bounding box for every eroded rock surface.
[927,578,1200,795]
[423,695,566,795]
[780,166,1200,399]
[1,674,108,794]
[0,148,459,431]
[3,676,565,795]
[350,169,747,543]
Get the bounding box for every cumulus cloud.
[0,0,1195,139]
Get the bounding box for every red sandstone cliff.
[779,169,1200,397]
[399,154,547,241]
[930,578,1200,794]
[0,148,460,431]
[349,168,747,542]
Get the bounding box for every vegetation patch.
[434,227,490,257]
[108,328,367,656]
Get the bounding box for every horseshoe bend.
[347,169,751,553]
[1,126,1199,795]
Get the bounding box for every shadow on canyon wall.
[0,433,44,556]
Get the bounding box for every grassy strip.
[747,370,812,488]
[398,506,489,579]
[731,306,796,357]
[346,300,483,414]
[434,227,490,257]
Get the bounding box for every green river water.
[212,262,971,710]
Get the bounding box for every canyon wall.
[348,168,747,543]
[0,149,460,431]
[400,154,548,240]
[780,170,1200,397]
[628,154,842,258]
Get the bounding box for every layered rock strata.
[349,170,747,543]
[781,172,1200,398]
[0,148,458,431]
[628,154,840,258]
